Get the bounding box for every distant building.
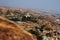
[22,13,32,21]
[24,13,31,18]
[56,19,60,22]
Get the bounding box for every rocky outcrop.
[0,16,36,40]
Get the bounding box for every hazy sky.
[0,0,60,11]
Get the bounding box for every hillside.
[0,6,60,40]
[0,16,36,40]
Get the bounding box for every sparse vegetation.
[0,7,60,40]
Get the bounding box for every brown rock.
[0,16,35,40]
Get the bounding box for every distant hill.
[0,6,59,29]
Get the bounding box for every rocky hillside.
[0,16,36,40]
[0,6,60,40]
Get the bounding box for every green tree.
[6,10,10,15]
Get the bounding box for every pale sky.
[0,0,60,11]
